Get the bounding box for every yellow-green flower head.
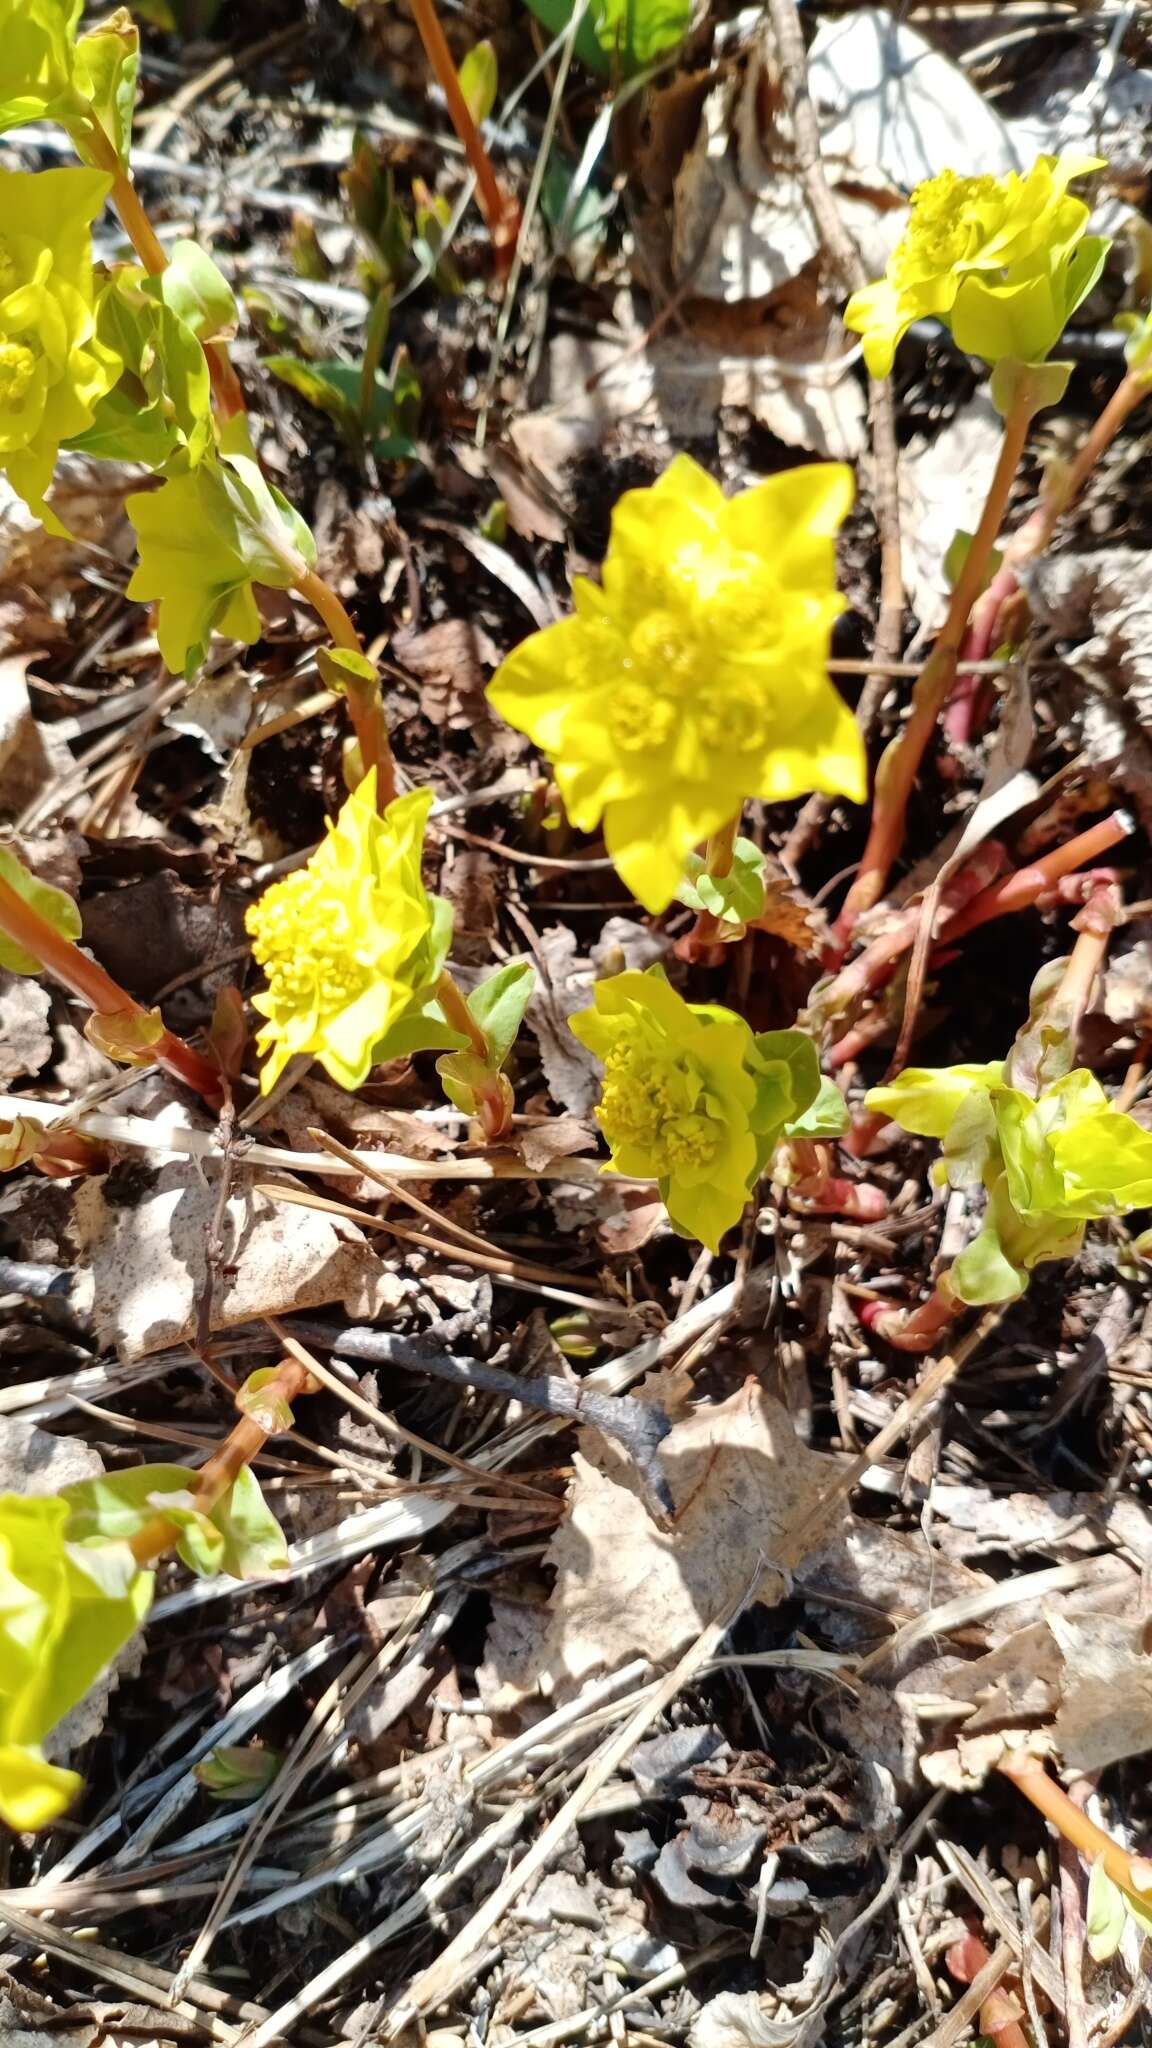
[0,0,79,130]
[246,775,438,1094]
[0,165,121,527]
[487,454,863,913]
[570,967,778,1251]
[846,154,1106,377]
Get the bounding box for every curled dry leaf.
[1022,546,1152,828]
[493,1381,987,1701]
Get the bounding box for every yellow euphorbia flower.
[570,967,829,1251]
[846,154,1106,378]
[246,775,442,1093]
[0,165,121,528]
[487,454,862,913]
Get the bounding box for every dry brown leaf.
[393,617,501,730]
[513,1115,598,1174]
[1023,547,1152,826]
[757,859,830,955]
[68,1095,386,1358]
[520,1382,986,1698]
[1049,1612,1152,1771]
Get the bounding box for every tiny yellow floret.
[487,454,862,913]
[0,164,121,528]
[246,775,438,1094]
[846,154,1106,377]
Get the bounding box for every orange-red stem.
[0,873,222,1108]
[999,1753,1152,1902]
[129,1357,313,1566]
[937,812,1132,944]
[837,386,1037,942]
[408,0,518,269]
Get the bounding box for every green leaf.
[466,961,535,1069]
[61,1463,199,1545]
[66,269,213,468]
[1087,1859,1128,1963]
[521,0,691,76]
[787,1075,849,1142]
[265,353,420,458]
[206,1468,289,1579]
[195,1742,281,1801]
[370,897,462,1062]
[127,451,317,675]
[948,1217,1028,1306]
[156,238,237,344]
[457,39,497,123]
[676,838,766,937]
[317,645,379,697]
[989,354,1073,420]
[0,846,82,974]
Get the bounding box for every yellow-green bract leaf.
[0,845,82,974]
[66,268,213,469]
[158,239,237,344]
[570,966,772,1252]
[0,1489,152,1831]
[247,777,452,1092]
[207,1468,289,1579]
[61,1462,199,1544]
[865,1062,1004,1140]
[488,453,861,914]
[521,0,690,76]
[0,1743,81,1831]
[1050,1107,1152,1217]
[71,8,138,166]
[0,0,81,132]
[676,837,766,937]
[126,451,317,676]
[457,39,497,123]
[316,644,379,697]
[1086,1859,1128,1963]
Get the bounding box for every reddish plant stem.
[128,1357,314,1567]
[861,1274,961,1354]
[780,1139,889,1220]
[937,811,1132,944]
[0,873,222,1107]
[999,1751,1152,1902]
[835,385,1039,944]
[946,372,1150,747]
[408,0,518,270]
[946,1934,1029,2048]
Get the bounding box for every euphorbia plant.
[837,154,1110,938]
[0,1358,304,1831]
[570,966,847,1250]
[861,900,1152,1349]
[488,454,865,914]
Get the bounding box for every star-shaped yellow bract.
[487,454,863,913]
[246,775,441,1094]
[0,165,121,530]
[845,154,1106,377]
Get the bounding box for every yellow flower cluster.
[246,775,442,1093]
[488,454,863,913]
[571,968,837,1251]
[846,154,1106,377]
[0,164,120,526]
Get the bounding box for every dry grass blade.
[377,1564,763,2037]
